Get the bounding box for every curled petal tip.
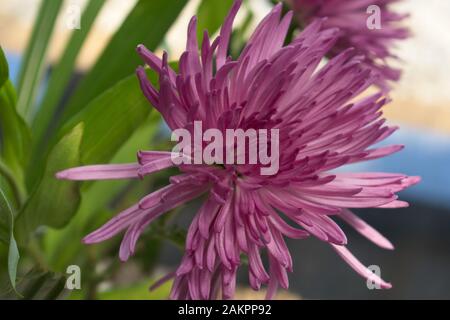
[83,233,102,244]
[55,170,68,180]
[119,255,129,263]
[382,282,393,290]
[82,237,92,244]
[136,43,145,52]
[273,2,283,10]
[409,176,421,185]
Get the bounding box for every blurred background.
[1,0,449,299]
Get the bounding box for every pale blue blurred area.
[4,50,21,86]
[5,50,55,118]
[343,126,450,209]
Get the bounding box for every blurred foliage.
[69,278,173,300]
[16,0,64,123]
[0,188,19,295]
[0,268,68,299]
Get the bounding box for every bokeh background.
[1,0,449,299]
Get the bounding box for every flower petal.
[56,163,140,181]
[332,244,392,289]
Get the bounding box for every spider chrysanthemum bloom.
[288,0,410,88]
[57,1,419,299]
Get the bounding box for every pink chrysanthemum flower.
[288,0,409,88]
[57,1,419,299]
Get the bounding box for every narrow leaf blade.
[16,0,64,122]
[60,71,154,166]
[61,0,187,122]
[32,0,106,145]
[0,188,20,294]
[0,46,30,206]
[0,46,8,87]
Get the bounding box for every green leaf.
[0,47,31,206]
[0,160,23,208]
[196,0,234,41]
[18,67,160,241]
[32,0,106,146]
[61,0,187,122]
[26,67,159,206]
[0,188,20,295]
[0,46,8,88]
[0,81,31,175]
[43,114,161,271]
[16,0,64,122]
[0,268,68,299]
[60,71,154,166]
[15,124,84,242]
[28,67,161,222]
[76,112,161,218]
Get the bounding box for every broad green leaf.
[61,0,187,122]
[0,46,8,87]
[76,112,161,219]
[27,70,154,188]
[0,81,31,175]
[15,124,84,243]
[41,64,175,271]
[16,0,64,122]
[0,163,16,242]
[32,0,106,146]
[60,71,155,166]
[44,113,161,271]
[196,0,234,41]
[0,188,20,295]
[0,268,68,299]
[25,67,159,250]
[0,46,31,206]
[0,158,26,210]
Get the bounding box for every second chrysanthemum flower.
[288,0,410,88]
